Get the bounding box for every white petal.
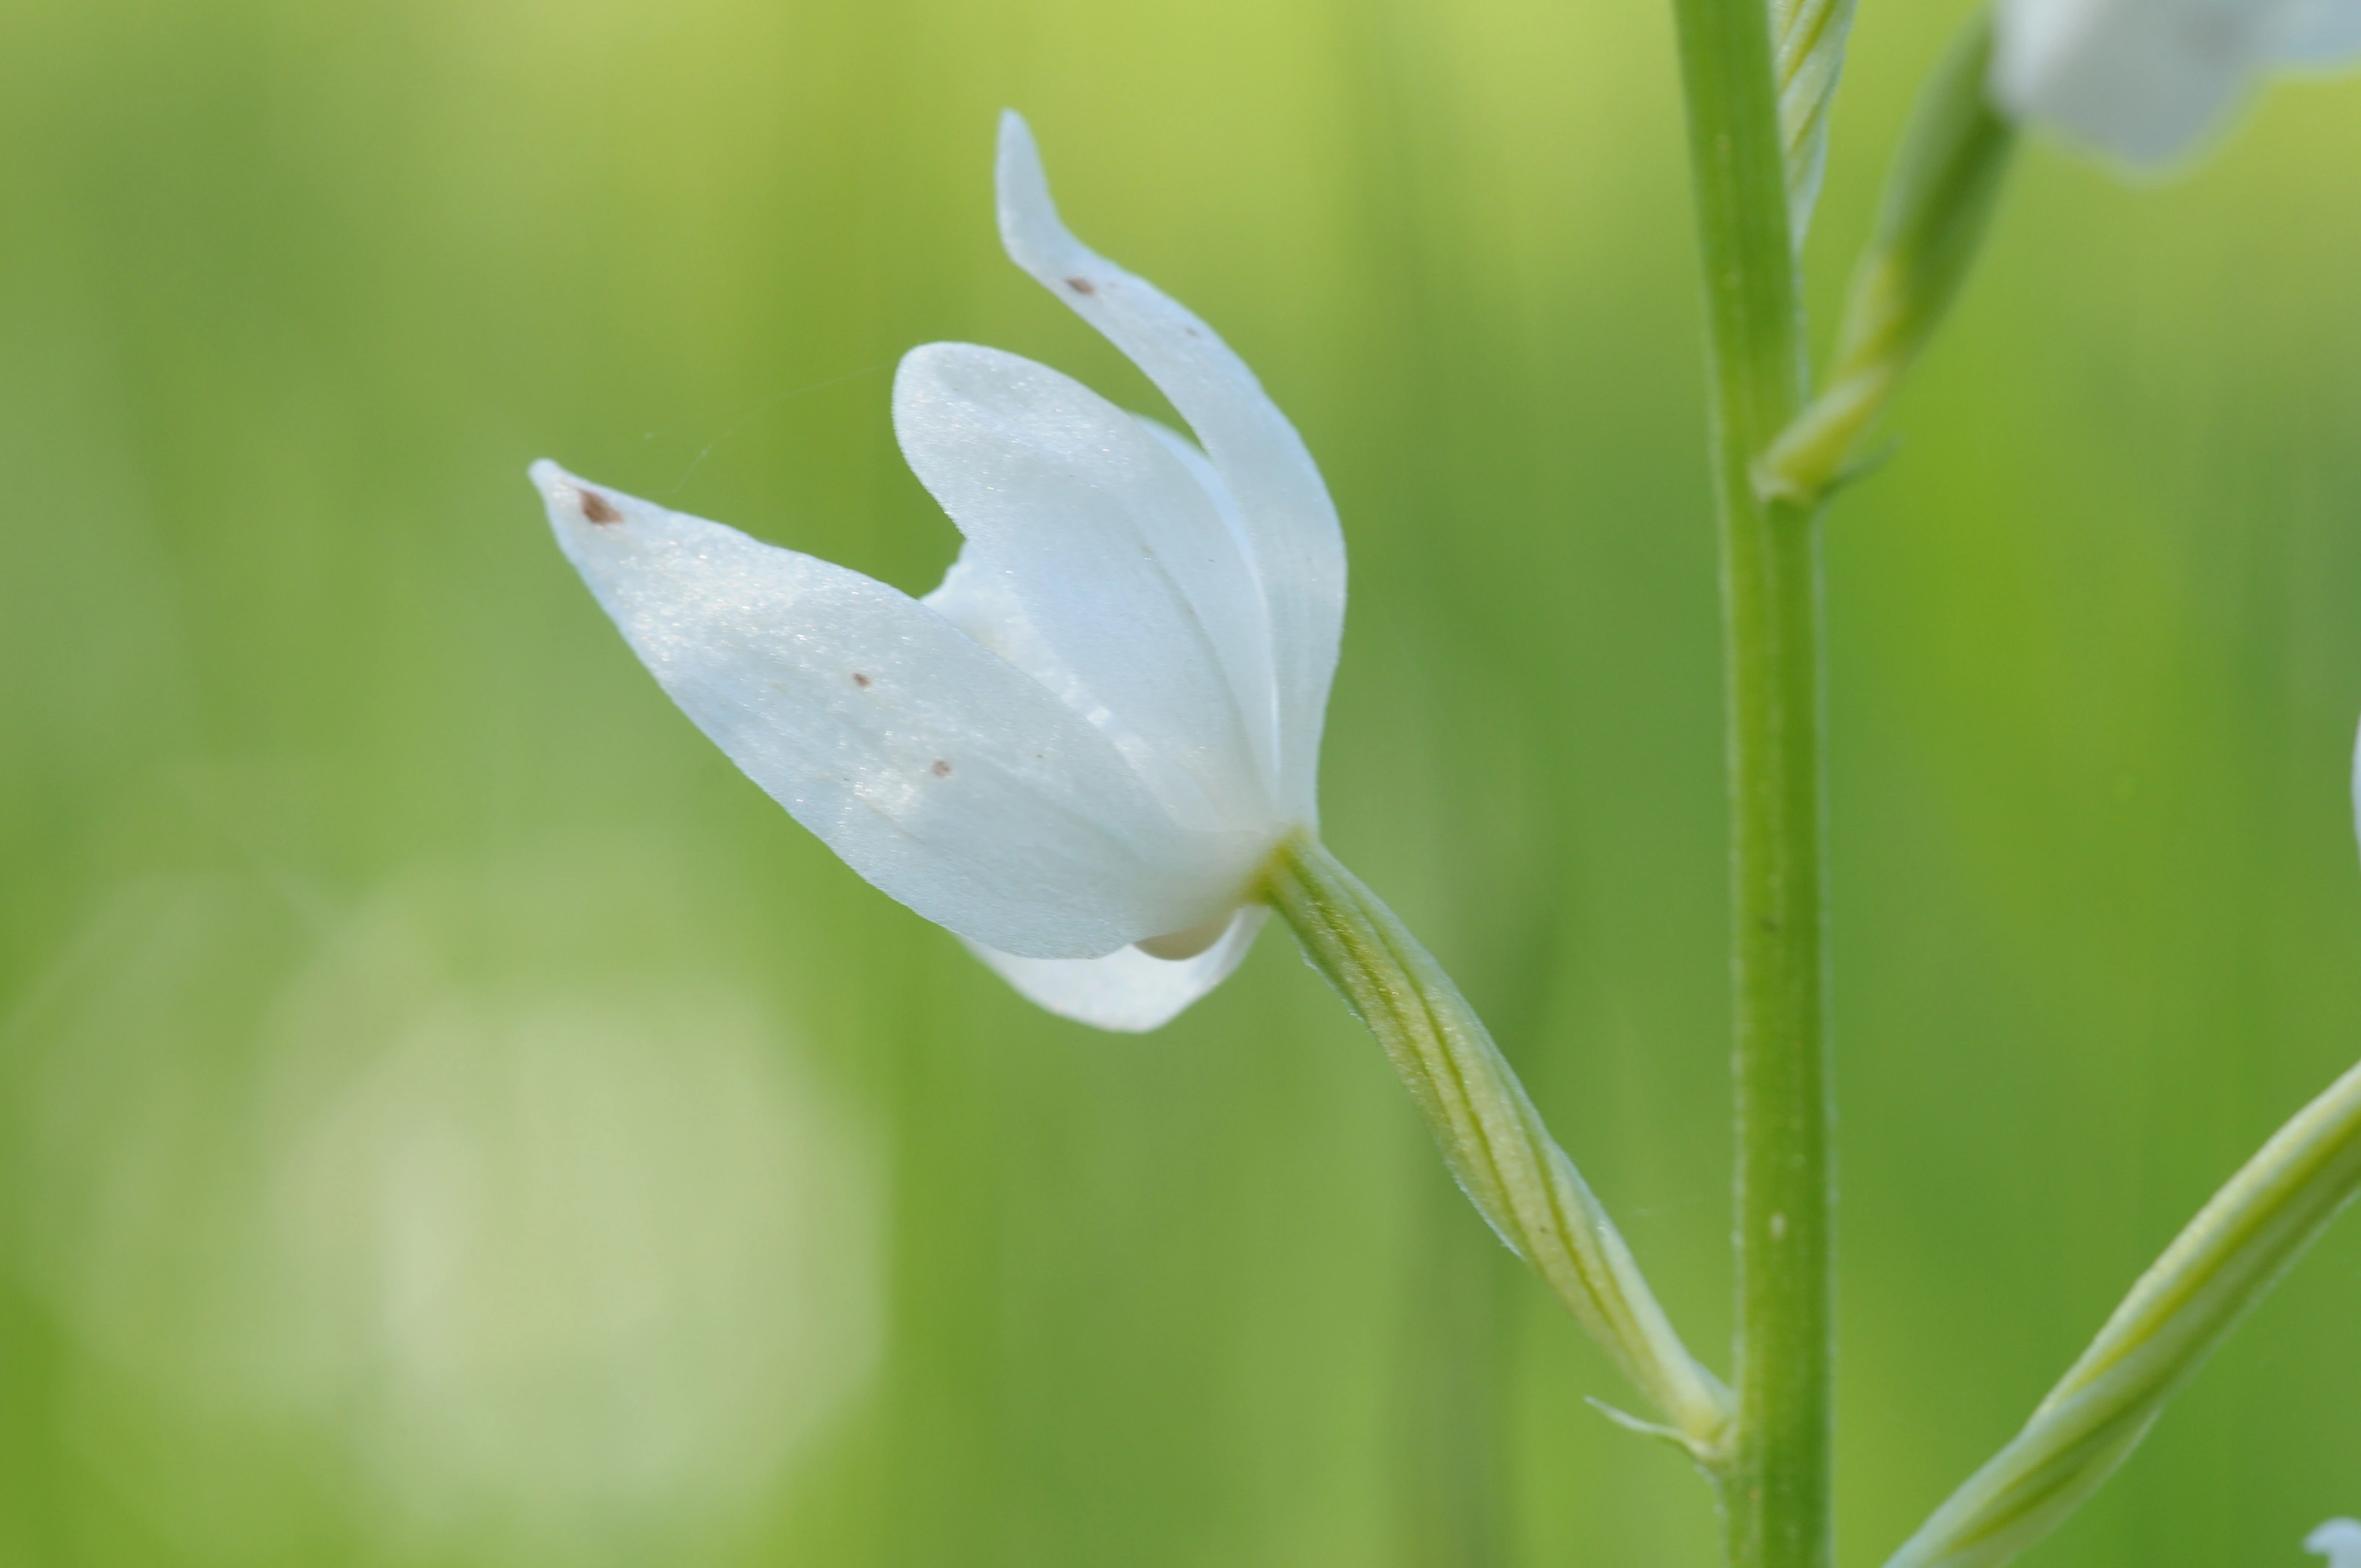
[963,907,1268,1031]
[922,540,1218,823]
[922,435,1261,705]
[531,460,1265,959]
[894,343,1278,832]
[1130,413,1261,581]
[1993,0,2266,163]
[995,111,1342,826]
[2308,1519,2361,1568]
[921,540,1088,698]
[2267,0,2361,62]
[2350,711,2361,861]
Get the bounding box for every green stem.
[1267,833,1733,1451]
[1667,0,1831,1564]
[1722,497,1833,1568]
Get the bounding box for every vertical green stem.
[1667,0,1830,1565]
[1722,496,1832,1568]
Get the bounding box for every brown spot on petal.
[851,672,871,689]
[930,759,952,777]
[1064,276,1095,295]
[578,489,623,525]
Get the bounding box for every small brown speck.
[851,672,871,689]
[930,759,952,777]
[1064,276,1095,295]
[1184,325,1200,338]
[578,489,623,525]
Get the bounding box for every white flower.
[1991,0,2361,164]
[2309,1520,2361,1568]
[532,112,1345,1032]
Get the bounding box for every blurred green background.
[4,0,2360,1563]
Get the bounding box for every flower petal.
[962,908,1268,1032]
[1992,0,2263,164]
[921,540,1087,700]
[994,111,1342,826]
[531,460,1265,959]
[894,342,1278,832]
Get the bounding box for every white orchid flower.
[2310,1520,2361,1568]
[532,112,1344,1032]
[1991,0,2361,164]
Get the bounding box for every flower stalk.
[1266,833,1733,1452]
[1880,1055,2361,1568]
[1757,14,2018,507]
[1667,0,1832,1561]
